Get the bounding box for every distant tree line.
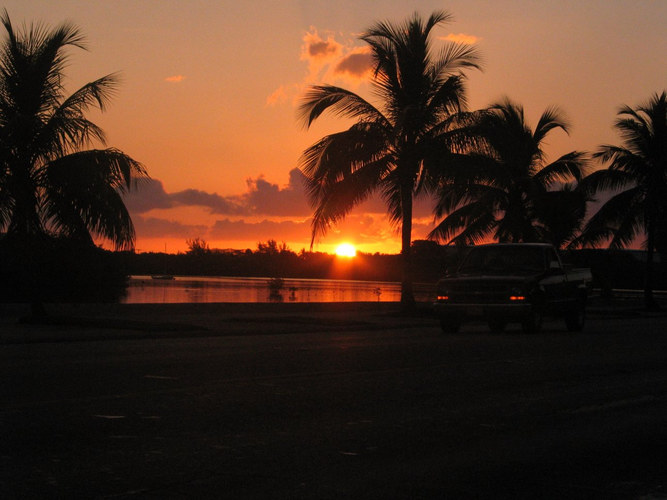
[115,238,667,294]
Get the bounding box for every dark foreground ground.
[2,299,667,499]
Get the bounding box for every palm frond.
[297,85,386,129]
[533,105,569,143]
[579,188,643,249]
[579,167,639,197]
[299,121,390,202]
[533,151,589,186]
[433,181,505,218]
[431,42,483,77]
[429,200,496,245]
[426,75,467,117]
[308,157,389,245]
[44,149,147,249]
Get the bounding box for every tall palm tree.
[0,10,146,250]
[577,91,667,310]
[298,10,481,307]
[429,98,588,247]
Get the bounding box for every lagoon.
[122,276,415,304]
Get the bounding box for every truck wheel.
[440,316,461,333]
[565,303,586,332]
[487,319,506,332]
[521,309,543,334]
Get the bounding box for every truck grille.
[444,283,514,303]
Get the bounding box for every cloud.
[266,85,289,106]
[334,47,373,81]
[123,170,439,252]
[123,178,172,214]
[266,27,373,106]
[301,28,342,65]
[170,189,246,215]
[123,168,311,217]
[207,211,409,249]
[165,75,186,83]
[209,218,311,241]
[132,215,208,238]
[441,33,481,45]
[243,168,311,216]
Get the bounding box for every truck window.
[459,246,547,275]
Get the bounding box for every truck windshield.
[458,246,547,275]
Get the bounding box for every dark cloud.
[334,51,373,78]
[123,178,172,214]
[132,215,208,238]
[244,168,311,216]
[170,189,246,215]
[123,168,311,217]
[209,218,311,241]
[308,39,339,58]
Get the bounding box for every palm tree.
[298,10,481,308]
[0,11,147,317]
[0,10,146,250]
[429,98,588,247]
[577,91,667,310]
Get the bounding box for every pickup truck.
[433,243,592,333]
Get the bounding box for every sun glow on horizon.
[334,242,357,258]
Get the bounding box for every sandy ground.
[0,301,440,344]
[1,292,660,343]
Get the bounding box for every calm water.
[122,276,406,304]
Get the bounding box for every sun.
[335,243,357,258]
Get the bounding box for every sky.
[4,1,666,254]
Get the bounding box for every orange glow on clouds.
[441,33,481,45]
[164,75,186,83]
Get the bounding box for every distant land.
[114,242,667,293]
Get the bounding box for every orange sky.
[6,1,667,254]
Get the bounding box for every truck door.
[541,246,568,309]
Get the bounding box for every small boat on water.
[152,243,174,280]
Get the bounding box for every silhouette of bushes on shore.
[0,236,127,303]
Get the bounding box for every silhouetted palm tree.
[0,10,146,249]
[299,11,481,307]
[429,98,588,247]
[577,91,667,310]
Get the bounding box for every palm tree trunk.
[400,185,416,311]
[644,218,660,311]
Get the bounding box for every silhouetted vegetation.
[430,98,588,246]
[0,12,145,312]
[122,240,404,282]
[577,92,667,309]
[299,11,481,308]
[0,236,127,303]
